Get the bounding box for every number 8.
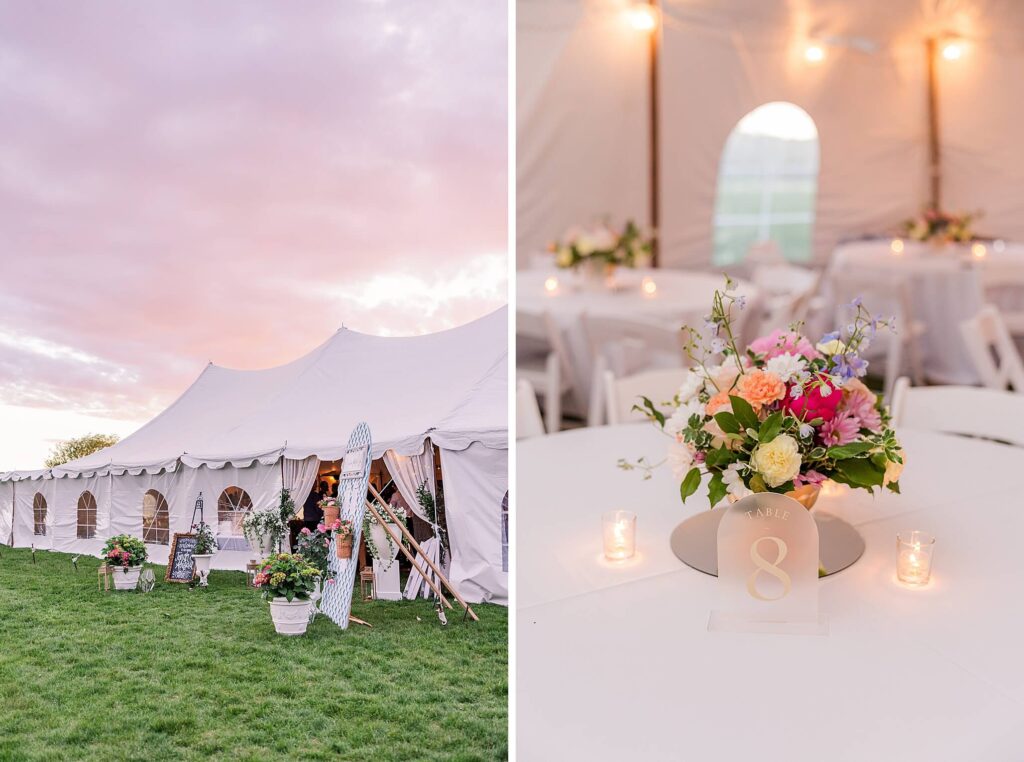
[747,535,791,601]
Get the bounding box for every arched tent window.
[142,489,170,545]
[77,491,97,539]
[33,493,47,536]
[218,487,252,538]
[713,102,819,266]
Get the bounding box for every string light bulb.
[626,4,658,32]
[804,44,826,63]
[942,42,963,61]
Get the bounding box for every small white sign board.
[373,559,402,601]
[709,492,827,635]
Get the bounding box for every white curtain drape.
[384,444,440,600]
[282,456,320,521]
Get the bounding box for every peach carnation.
[705,391,733,416]
[736,369,786,411]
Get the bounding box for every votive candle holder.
[603,510,636,561]
[896,531,935,586]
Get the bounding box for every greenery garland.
[362,501,408,571]
[416,481,448,565]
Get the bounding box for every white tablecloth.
[517,268,759,405]
[517,424,1024,761]
[830,239,1024,384]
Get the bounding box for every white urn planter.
[111,566,143,591]
[269,597,312,636]
[370,523,398,566]
[248,532,276,558]
[193,554,214,587]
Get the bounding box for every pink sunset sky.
[0,2,508,470]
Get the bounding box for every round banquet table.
[517,424,1024,761]
[830,239,1024,384]
[518,268,759,403]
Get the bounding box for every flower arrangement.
[192,522,218,555]
[901,208,978,244]
[622,278,904,507]
[318,495,340,525]
[334,519,355,559]
[101,534,148,569]
[547,219,654,270]
[295,526,334,585]
[363,501,408,569]
[241,508,285,549]
[252,552,320,602]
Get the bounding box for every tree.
[44,433,120,468]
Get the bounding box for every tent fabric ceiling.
[4,307,507,480]
[518,0,1024,268]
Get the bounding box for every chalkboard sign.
[165,533,198,583]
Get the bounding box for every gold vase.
[786,483,821,510]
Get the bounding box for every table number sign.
[709,493,827,635]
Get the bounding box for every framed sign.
[709,492,827,635]
[165,533,198,583]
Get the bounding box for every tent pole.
[367,484,479,622]
[364,500,453,610]
[648,0,661,265]
[925,36,941,210]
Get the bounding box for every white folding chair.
[516,379,546,440]
[604,368,692,425]
[827,273,926,401]
[581,313,686,426]
[977,261,1024,338]
[959,305,1024,393]
[891,376,1024,447]
[516,309,576,433]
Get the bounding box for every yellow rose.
[555,246,573,268]
[750,434,802,487]
[884,450,905,485]
[816,338,846,355]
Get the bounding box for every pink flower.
[820,411,860,446]
[300,527,311,535]
[794,469,827,486]
[784,375,842,423]
[326,579,336,585]
[748,330,821,361]
[316,523,326,533]
[838,378,882,432]
[736,370,786,412]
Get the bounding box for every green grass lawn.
[0,547,507,761]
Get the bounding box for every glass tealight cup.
[602,510,636,561]
[896,531,935,586]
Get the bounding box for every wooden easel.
[365,484,478,622]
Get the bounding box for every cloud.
[0,1,507,466]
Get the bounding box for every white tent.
[0,307,508,605]
[518,0,1024,267]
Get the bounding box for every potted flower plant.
[191,521,218,587]
[100,535,148,590]
[295,525,334,614]
[363,501,407,570]
[319,495,340,526]
[252,553,321,635]
[242,508,284,556]
[333,519,355,561]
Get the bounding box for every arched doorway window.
[33,493,47,536]
[218,486,253,537]
[713,102,819,266]
[142,489,170,545]
[77,491,97,539]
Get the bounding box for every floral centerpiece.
[253,552,321,635]
[363,501,407,570]
[548,219,654,287]
[623,278,904,510]
[100,535,148,590]
[191,521,218,587]
[901,208,978,245]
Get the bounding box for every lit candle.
[890,238,905,255]
[602,510,636,561]
[971,242,987,259]
[641,277,657,297]
[544,276,559,294]
[896,531,935,587]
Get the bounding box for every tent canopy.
[13,307,507,479]
[518,0,1024,267]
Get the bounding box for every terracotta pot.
[323,505,340,526]
[787,483,821,510]
[336,535,353,560]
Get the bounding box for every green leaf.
[708,472,728,508]
[827,441,875,459]
[729,395,759,432]
[633,397,665,427]
[713,411,740,434]
[704,447,735,468]
[680,467,702,503]
[886,480,901,494]
[748,473,767,493]
[835,457,885,488]
[759,412,783,443]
